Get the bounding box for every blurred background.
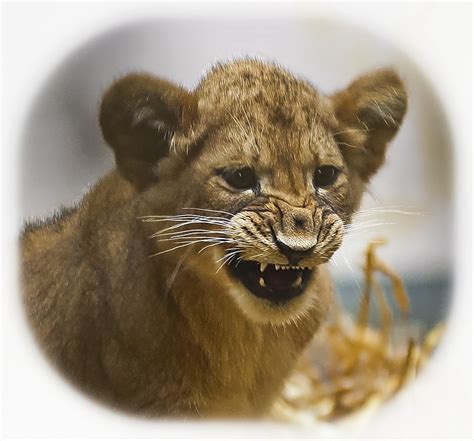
[19,17,453,337]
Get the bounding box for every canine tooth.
[291,275,303,288]
[275,265,280,270]
[259,277,266,287]
[260,263,268,272]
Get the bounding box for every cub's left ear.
[330,69,408,181]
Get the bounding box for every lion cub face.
[100,60,407,324]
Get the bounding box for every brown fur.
[21,59,407,417]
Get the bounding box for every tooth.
[259,277,266,287]
[260,263,268,272]
[291,275,303,288]
[275,265,280,270]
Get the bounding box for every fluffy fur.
[21,59,407,417]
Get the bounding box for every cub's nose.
[274,234,317,265]
[272,203,318,264]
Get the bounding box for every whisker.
[196,242,245,254]
[215,251,240,265]
[140,214,231,224]
[215,252,239,274]
[150,222,215,236]
[245,252,266,261]
[182,207,234,217]
[345,222,396,233]
[215,248,244,264]
[347,219,392,227]
[149,242,197,257]
[164,250,191,297]
[151,228,231,238]
[149,219,231,236]
[149,238,232,257]
[355,206,425,216]
[152,231,232,240]
[155,238,236,245]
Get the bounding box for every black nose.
[275,239,316,266]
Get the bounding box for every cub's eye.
[220,167,258,190]
[313,166,340,188]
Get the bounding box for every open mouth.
[228,259,313,303]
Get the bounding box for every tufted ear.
[331,69,408,182]
[99,73,198,190]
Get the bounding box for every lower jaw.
[227,259,314,304]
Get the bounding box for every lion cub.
[21,59,407,417]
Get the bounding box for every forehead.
[199,101,344,173]
[197,60,343,168]
[228,104,342,168]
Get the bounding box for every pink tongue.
[263,267,299,290]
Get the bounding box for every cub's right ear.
[99,73,198,190]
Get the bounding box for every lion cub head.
[100,59,407,324]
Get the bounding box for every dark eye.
[220,167,258,190]
[313,166,340,188]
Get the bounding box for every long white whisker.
[154,235,234,243]
[140,213,229,221]
[196,242,240,254]
[151,228,232,238]
[215,252,239,274]
[148,221,210,235]
[141,215,231,228]
[149,238,233,257]
[216,251,239,263]
[164,250,191,297]
[172,239,236,247]
[345,222,396,232]
[145,218,231,228]
[149,242,197,257]
[245,252,266,261]
[215,249,242,264]
[149,219,231,236]
[152,230,230,238]
[182,207,233,217]
[355,206,425,216]
[347,219,392,228]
